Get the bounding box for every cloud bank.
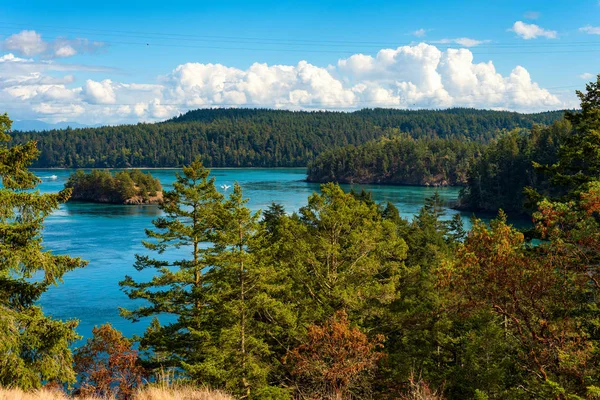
[0,38,568,124]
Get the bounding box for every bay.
[33,168,499,343]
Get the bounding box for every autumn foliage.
[74,324,146,399]
[285,310,385,399]
[444,182,600,398]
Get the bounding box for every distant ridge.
[12,120,101,132]
[11,107,567,169]
[165,107,567,125]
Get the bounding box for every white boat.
[49,175,58,180]
[220,184,231,191]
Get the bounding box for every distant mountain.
[11,120,100,132]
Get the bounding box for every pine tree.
[535,74,600,198]
[120,160,224,373]
[189,184,291,398]
[0,113,87,388]
[278,183,407,326]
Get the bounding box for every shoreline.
[31,166,308,170]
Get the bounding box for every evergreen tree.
[262,202,286,241]
[0,113,86,388]
[536,74,600,197]
[188,184,289,398]
[120,160,224,373]
[278,183,407,327]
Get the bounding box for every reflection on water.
[65,202,163,218]
[32,168,525,343]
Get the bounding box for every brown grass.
[397,375,445,400]
[0,387,232,400]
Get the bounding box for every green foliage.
[65,169,162,203]
[459,121,569,214]
[307,135,482,186]
[12,108,563,168]
[120,161,288,398]
[119,160,224,374]
[535,74,600,199]
[277,183,408,325]
[0,113,87,388]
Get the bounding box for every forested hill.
[12,108,565,168]
[307,135,484,186]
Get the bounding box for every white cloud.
[435,38,491,47]
[511,21,557,39]
[412,29,427,37]
[2,30,104,59]
[54,45,77,58]
[579,72,596,80]
[579,26,600,35]
[82,79,117,104]
[32,102,85,116]
[3,31,47,56]
[0,42,570,124]
[0,53,31,63]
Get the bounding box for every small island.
[65,170,163,204]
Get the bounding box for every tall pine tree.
[120,160,223,373]
[0,113,86,388]
[189,184,290,398]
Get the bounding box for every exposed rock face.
[123,191,164,205]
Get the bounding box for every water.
[32,168,503,343]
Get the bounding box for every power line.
[0,31,598,56]
[1,22,600,53]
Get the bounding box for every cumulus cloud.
[3,31,47,56]
[2,30,104,58]
[511,21,557,39]
[579,26,600,35]
[82,79,117,104]
[0,42,570,124]
[412,29,427,37]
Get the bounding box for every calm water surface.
[33,168,498,342]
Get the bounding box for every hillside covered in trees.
[456,120,569,214]
[307,135,484,186]
[11,108,564,168]
[308,118,570,215]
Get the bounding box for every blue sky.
[1,0,599,124]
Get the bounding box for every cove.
[34,168,511,343]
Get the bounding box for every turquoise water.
[33,168,488,342]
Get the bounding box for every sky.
[0,0,599,125]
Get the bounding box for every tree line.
[10,108,563,169]
[307,135,484,186]
[308,115,575,216]
[1,79,598,399]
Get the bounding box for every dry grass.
[134,386,231,400]
[398,375,445,400]
[0,387,232,400]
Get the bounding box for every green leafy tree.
[0,113,86,388]
[120,160,223,373]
